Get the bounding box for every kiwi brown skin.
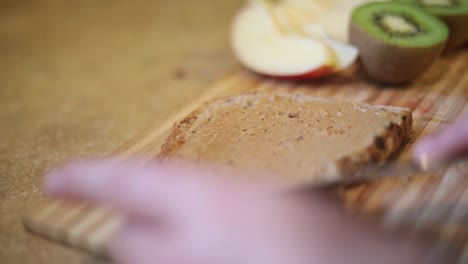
[350,22,446,85]
[438,14,468,52]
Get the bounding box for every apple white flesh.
[274,6,359,71]
[231,4,333,79]
[303,24,359,71]
[281,0,381,42]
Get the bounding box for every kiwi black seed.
[396,0,468,51]
[350,2,449,84]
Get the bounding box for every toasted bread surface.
[159,93,413,184]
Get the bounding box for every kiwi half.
[396,0,468,51]
[350,2,449,84]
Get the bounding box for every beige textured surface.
[160,93,412,184]
[0,0,240,263]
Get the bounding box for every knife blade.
[314,156,467,188]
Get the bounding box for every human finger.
[413,114,468,166]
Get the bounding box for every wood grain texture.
[23,50,468,260]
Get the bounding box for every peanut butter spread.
[160,93,413,184]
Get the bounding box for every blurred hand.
[44,160,436,264]
[413,114,468,165]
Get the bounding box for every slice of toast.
[159,92,413,184]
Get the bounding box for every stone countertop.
[0,0,240,262]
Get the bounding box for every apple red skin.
[262,65,334,80]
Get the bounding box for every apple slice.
[303,24,359,71]
[272,3,359,71]
[280,0,382,42]
[274,0,326,25]
[231,3,334,79]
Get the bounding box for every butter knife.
[315,156,467,188]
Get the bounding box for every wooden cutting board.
[23,50,468,260]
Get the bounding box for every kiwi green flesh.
[352,2,449,48]
[395,0,468,50]
[395,0,468,16]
